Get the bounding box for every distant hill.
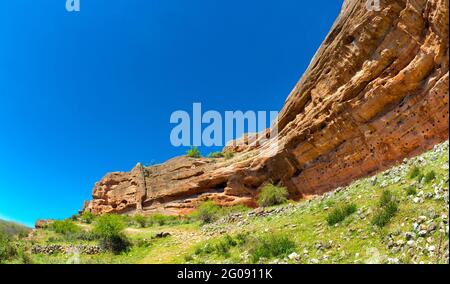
[0,219,31,238]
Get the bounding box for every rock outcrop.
[34,219,54,229]
[83,0,449,216]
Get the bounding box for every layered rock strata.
[84,0,449,215]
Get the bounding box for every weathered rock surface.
[84,0,449,216]
[35,219,54,229]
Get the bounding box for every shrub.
[405,186,417,196]
[118,215,135,227]
[372,201,399,227]
[208,151,224,158]
[257,184,289,207]
[16,243,32,264]
[51,220,81,236]
[234,232,250,246]
[0,231,17,263]
[224,152,235,160]
[372,190,399,228]
[196,243,214,255]
[192,201,221,224]
[379,190,394,207]
[75,231,99,242]
[93,215,130,254]
[195,234,241,258]
[186,147,202,158]
[134,215,147,228]
[184,254,194,262]
[424,170,436,184]
[147,214,180,226]
[248,233,296,263]
[212,235,237,257]
[94,215,125,238]
[409,166,421,179]
[99,235,131,254]
[417,173,425,183]
[80,211,95,224]
[326,203,357,226]
[190,202,250,225]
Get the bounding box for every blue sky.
[0,0,342,227]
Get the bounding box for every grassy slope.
[22,141,450,264]
[0,220,31,238]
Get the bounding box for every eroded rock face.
[84,0,449,216]
[35,219,54,229]
[84,158,257,215]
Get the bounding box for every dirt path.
[139,227,205,264]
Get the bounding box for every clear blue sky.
[0,0,342,227]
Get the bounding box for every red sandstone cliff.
[83,0,449,216]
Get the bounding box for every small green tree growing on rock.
[186,147,202,158]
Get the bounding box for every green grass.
[147,214,184,226]
[50,220,81,236]
[80,211,95,224]
[6,141,449,264]
[0,231,17,263]
[372,201,398,228]
[371,190,399,228]
[378,190,395,207]
[222,204,251,215]
[0,219,30,238]
[405,186,417,196]
[409,166,421,179]
[326,203,357,226]
[134,215,147,228]
[190,231,296,263]
[194,234,238,258]
[248,233,296,263]
[424,170,436,184]
[190,202,251,225]
[190,201,221,224]
[257,184,289,207]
